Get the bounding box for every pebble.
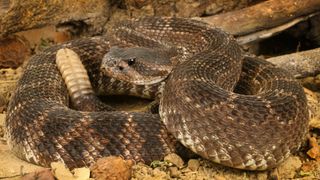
[164,153,184,168]
[90,156,133,180]
[213,175,226,180]
[187,159,200,171]
[276,156,302,179]
[169,166,180,178]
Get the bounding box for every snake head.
[101,46,175,85]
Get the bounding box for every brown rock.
[301,161,318,173]
[307,137,320,161]
[0,35,30,68]
[152,168,168,179]
[187,159,200,171]
[164,153,184,168]
[304,88,320,129]
[213,175,226,180]
[51,162,91,180]
[276,156,302,178]
[168,166,180,178]
[0,95,5,112]
[256,173,268,180]
[90,156,134,180]
[21,169,55,180]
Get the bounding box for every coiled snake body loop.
[5,17,309,170]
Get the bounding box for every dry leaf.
[0,35,30,68]
[51,162,75,180]
[301,161,317,172]
[307,137,320,161]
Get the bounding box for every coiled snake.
[5,17,309,170]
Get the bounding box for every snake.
[5,17,309,170]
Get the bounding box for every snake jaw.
[101,63,168,85]
[101,46,173,85]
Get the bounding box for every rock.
[307,137,320,161]
[90,156,133,180]
[164,153,184,168]
[168,166,180,178]
[187,159,200,171]
[269,169,280,180]
[213,175,226,180]
[304,88,320,129]
[152,168,168,179]
[0,95,5,112]
[0,67,23,107]
[21,169,55,180]
[51,162,92,180]
[276,156,302,178]
[131,163,154,179]
[256,173,268,180]
[310,117,320,129]
[300,161,318,173]
[73,168,91,180]
[0,35,30,68]
[51,162,74,180]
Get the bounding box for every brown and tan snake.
[5,17,309,170]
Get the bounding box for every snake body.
[5,17,309,170]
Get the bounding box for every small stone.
[164,153,184,168]
[21,169,55,180]
[277,156,302,179]
[307,137,320,161]
[131,163,153,179]
[90,156,134,180]
[51,162,92,180]
[187,159,200,171]
[269,169,279,180]
[0,35,30,68]
[51,162,74,179]
[213,175,226,180]
[168,166,180,178]
[256,172,268,180]
[73,167,91,180]
[300,161,318,173]
[0,95,5,112]
[152,168,168,179]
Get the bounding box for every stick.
[266,48,320,78]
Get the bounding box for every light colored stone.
[256,172,268,180]
[277,156,302,179]
[187,159,200,171]
[213,175,226,180]
[169,166,180,178]
[164,153,184,168]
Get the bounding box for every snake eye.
[127,58,136,66]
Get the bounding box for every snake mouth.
[131,76,167,85]
[100,46,173,85]
[101,65,167,85]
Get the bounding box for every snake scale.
[5,17,309,170]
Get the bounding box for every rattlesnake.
[5,17,309,170]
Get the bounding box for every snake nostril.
[118,66,124,71]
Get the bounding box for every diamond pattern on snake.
[5,17,309,170]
